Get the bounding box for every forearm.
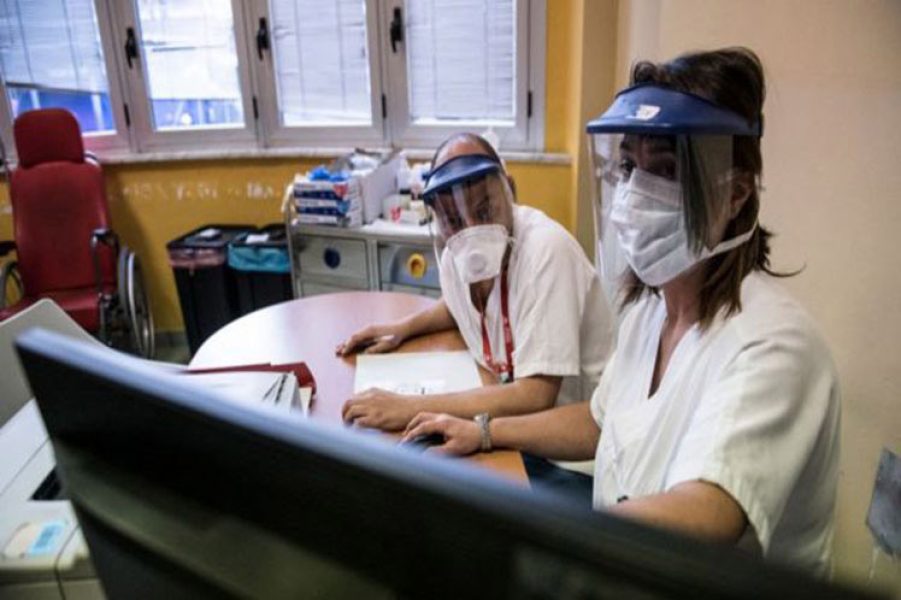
[411,375,559,419]
[607,482,747,544]
[400,299,456,338]
[491,402,600,461]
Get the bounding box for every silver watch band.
[474,412,492,452]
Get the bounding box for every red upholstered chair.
[0,109,155,357]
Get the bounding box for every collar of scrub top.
[585,83,763,137]
[421,154,503,205]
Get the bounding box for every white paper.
[187,371,304,416]
[244,233,270,244]
[354,351,482,395]
[298,387,313,416]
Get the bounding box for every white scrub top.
[440,205,612,408]
[590,272,840,576]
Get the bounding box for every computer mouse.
[401,432,445,450]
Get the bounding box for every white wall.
[613,0,901,593]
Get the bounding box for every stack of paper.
[185,370,312,417]
[354,351,482,395]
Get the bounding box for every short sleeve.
[512,234,595,379]
[664,331,838,552]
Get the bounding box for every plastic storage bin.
[228,225,293,316]
[167,224,253,355]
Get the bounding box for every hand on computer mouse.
[400,413,482,456]
[399,432,446,451]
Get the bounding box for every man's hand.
[342,388,421,431]
[335,322,408,356]
[401,412,482,455]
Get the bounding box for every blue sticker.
[26,520,67,557]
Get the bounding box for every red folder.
[185,361,317,397]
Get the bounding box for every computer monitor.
[15,328,875,600]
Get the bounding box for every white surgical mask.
[444,224,510,284]
[610,168,756,287]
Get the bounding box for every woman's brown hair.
[620,47,791,328]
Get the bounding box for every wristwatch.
[473,412,492,452]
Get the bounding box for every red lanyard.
[480,268,515,383]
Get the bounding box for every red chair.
[0,109,154,357]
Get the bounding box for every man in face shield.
[338,134,612,479]
[400,49,841,576]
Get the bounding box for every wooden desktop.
[190,291,527,483]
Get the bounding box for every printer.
[0,300,104,599]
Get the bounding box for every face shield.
[586,84,762,294]
[423,154,515,283]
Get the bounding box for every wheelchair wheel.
[118,247,155,358]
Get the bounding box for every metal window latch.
[124,27,138,69]
[256,17,270,60]
[390,7,403,53]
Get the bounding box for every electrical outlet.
[866,448,901,556]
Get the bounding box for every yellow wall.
[104,159,573,331]
[615,0,901,593]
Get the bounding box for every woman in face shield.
[337,134,613,454]
[403,48,840,576]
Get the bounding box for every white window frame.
[379,0,545,152]
[0,0,133,160]
[245,0,387,148]
[107,0,259,152]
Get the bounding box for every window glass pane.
[270,0,371,126]
[135,0,244,130]
[405,0,515,124]
[0,0,114,134]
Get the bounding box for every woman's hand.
[401,412,482,456]
[342,388,420,431]
[335,321,409,356]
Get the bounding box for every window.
[0,0,545,158]
[383,0,543,150]
[271,0,371,125]
[115,0,257,150]
[250,0,385,147]
[0,0,129,151]
[135,0,245,130]
[406,0,515,124]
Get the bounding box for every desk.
[191,291,527,483]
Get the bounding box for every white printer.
[0,300,104,600]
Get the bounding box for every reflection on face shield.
[617,134,679,182]
[428,172,515,243]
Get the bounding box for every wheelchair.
[0,109,155,358]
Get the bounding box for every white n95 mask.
[610,168,756,287]
[445,224,510,284]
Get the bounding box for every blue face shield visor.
[586,83,762,137]
[585,84,763,297]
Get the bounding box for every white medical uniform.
[440,205,612,408]
[590,272,840,575]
